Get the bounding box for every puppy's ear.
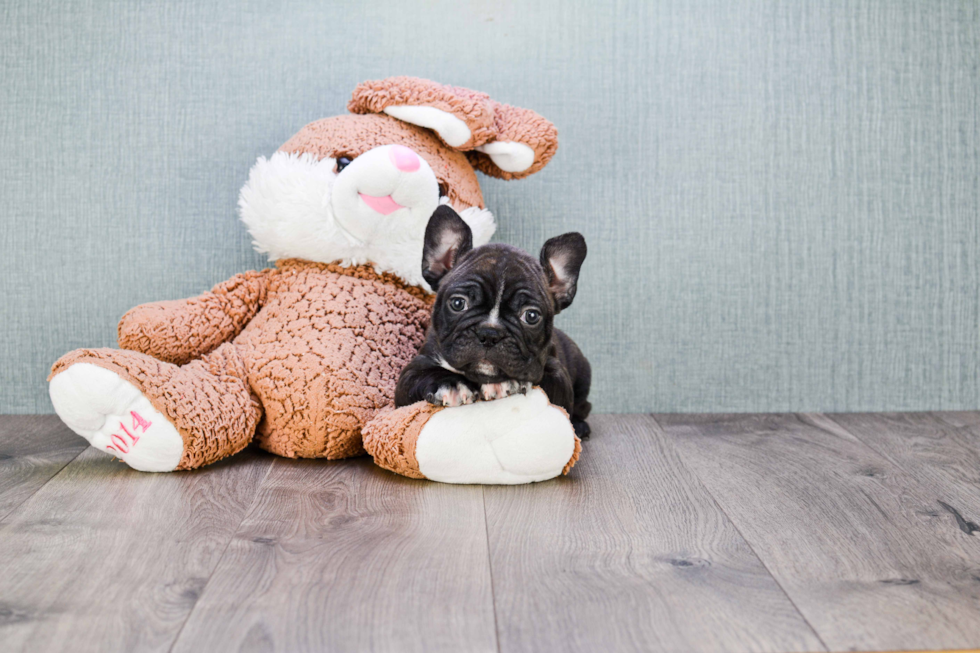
[423,205,473,290]
[540,233,587,313]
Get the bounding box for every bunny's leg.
[363,388,581,484]
[49,343,260,471]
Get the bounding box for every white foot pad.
[49,363,183,472]
[415,388,576,484]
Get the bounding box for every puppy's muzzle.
[476,325,505,347]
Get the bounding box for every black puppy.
[395,205,592,439]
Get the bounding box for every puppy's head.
[422,205,587,384]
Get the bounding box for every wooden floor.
[1,414,979,653]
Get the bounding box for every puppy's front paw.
[426,382,477,407]
[480,380,532,402]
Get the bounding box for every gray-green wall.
[2,1,978,413]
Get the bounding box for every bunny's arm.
[117,269,271,365]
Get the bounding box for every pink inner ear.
[434,245,457,274]
[548,259,570,295]
[549,257,568,283]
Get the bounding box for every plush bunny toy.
[48,77,581,484]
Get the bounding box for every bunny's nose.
[389,145,420,172]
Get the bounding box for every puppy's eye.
[438,182,449,198]
[448,296,468,312]
[335,156,353,173]
[521,309,541,325]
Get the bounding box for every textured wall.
[1,1,978,413]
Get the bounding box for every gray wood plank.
[935,411,980,431]
[655,413,980,652]
[827,412,980,514]
[0,446,272,652]
[929,411,980,488]
[484,414,824,653]
[171,457,498,653]
[0,416,87,523]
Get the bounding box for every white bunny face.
[237,77,559,289]
[329,143,440,246]
[238,144,494,290]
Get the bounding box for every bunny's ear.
[348,77,497,150]
[350,77,559,180]
[466,101,559,180]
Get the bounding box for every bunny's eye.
[449,296,468,312]
[335,156,353,173]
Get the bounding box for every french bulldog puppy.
[395,205,592,438]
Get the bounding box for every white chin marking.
[476,362,496,376]
[49,363,183,472]
[436,355,463,374]
[415,388,576,484]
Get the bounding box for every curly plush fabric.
[563,436,583,475]
[51,260,433,467]
[467,102,560,180]
[363,397,583,481]
[362,402,440,479]
[244,261,433,459]
[49,343,260,470]
[118,270,270,366]
[348,76,559,181]
[348,76,497,150]
[48,77,574,481]
[278,113,485,211]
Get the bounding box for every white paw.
[427,382,477,407]
[480,380,532,402]
[49,363,184,472]
[414,388,576,484]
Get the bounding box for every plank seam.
[820,412,980,535]
[819,413,912,473]
[647,413,832,653]
[166,456,278,653]
[481,486,503,653]
[825,412,980,483]
[0,443,87,526]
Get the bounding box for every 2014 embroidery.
[105,411,152,454]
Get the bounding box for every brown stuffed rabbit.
[49,77,579,483]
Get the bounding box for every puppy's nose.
[389,144,420,172]
[476,325,504,347]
